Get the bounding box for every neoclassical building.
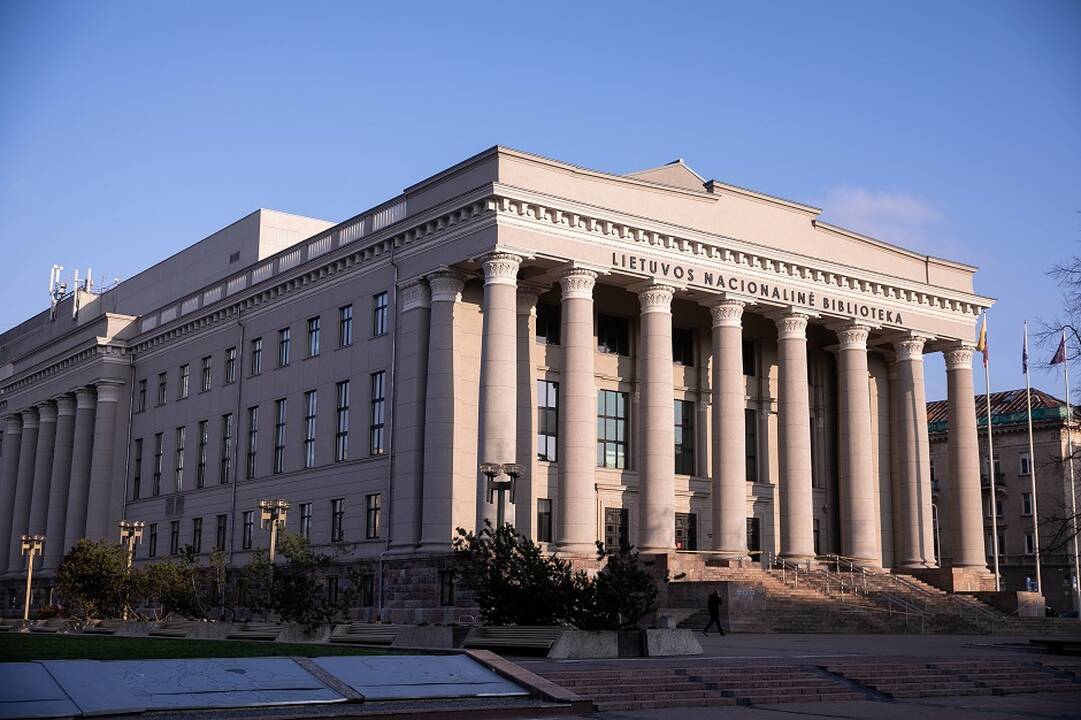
[0,147,997,614]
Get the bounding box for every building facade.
[0,148,999,616]
[929,389,1081,613]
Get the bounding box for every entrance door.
[604,507,629,551]
[746,517,761,554]
[675,513,697,551]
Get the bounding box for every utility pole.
[20,535,45,622]
[259,499,290,562]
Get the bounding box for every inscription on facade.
[611,252,905,326]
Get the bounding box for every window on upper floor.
[596,314,629,356]
[536,304,560,345]
[372,292,389,337]
[672,327,695,366]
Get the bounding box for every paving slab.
[0,662,80,719]
[40,657,343,714]
[313,654,529,700]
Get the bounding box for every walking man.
[703,589,724,635]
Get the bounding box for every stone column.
[514,285,542,535]
[944,344,988,569]
[43,395,76,570]
[557,268,598,554]
[708,299,748,558]
[775,312,815,563]
[388,280,430,554]
[892,336,933,568]
[0,416,23,574]
[8,407,40,572]
[419,272,466,552]
[836,324,881,567]
[27,402,58,537]
[84,382,123,540]
[63,388,97,553]
[637,283,676,553]
[476,252,521,529]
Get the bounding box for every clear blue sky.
[2,1,1078,401]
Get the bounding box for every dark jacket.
[707,591,721,616]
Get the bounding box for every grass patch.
[0,633,390,662]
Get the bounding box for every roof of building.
[927,388,1077,433]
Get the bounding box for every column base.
[416,542,453,555]
[704,554,754,568]
[553,543,599,558]
[381,543,418,558]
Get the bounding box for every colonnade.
[394,252,989,572]
[0,381,123,575]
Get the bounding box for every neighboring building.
[929,389,1081,613]
[1,147,999,619]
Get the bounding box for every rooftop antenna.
[72,269,81,320]
[48,265,65,320]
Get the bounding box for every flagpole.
[1062,329,1081,615]
[983,314,1001,591]
[1024,322,1042,594]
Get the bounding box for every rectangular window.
[372,291,389,336]
[1025,533,1035,555]
[170,520,180,556]
[174,426,186,492]
[537,498,553,543]
[303,390,317,468]
[604,507,629,550]
[675,512,698,551]
[220,413,233,484]
[132,438,143,500]
[747,517,762,553]
[672,327,695,366]
[597,389,628,469]
[325,576,339,605]
[152,433,163,496]
[299,502,312,540]
[197,420,208,488]
[335,380,350,462]
[157,372,168,406]
[242,510,254,550]
[137,379,147,412]
[339,305,353,347]
[307,317,320,357]
[191,517,202,554]
[536,304,560,345]
[359,574,375,607]
[246,406,259,479]
[278,328,291,367]
[1022,492,1033,516]
[331,498,345,542]
[201,356,212,392]
[274,399,287,473]
[215,514,227,551]
[178,364,190,399]
[438,570,455,606]
[148,523,158,557]
[224,347,237,384]
[745,409,758,482]
[742,339,756,376]
[250,337,263,376]
[1019,452,1031,476]
[674,399,695,475]
[537,380,558,462]
[370,371,386,455]
[596,314,629,356]
[366,493,381,539]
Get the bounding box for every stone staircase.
[538,664,863,711]
[826,660,1081,697]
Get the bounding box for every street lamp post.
[259,499,290,562]
[117,520,145,620]
[480,462,522,529]
[20,535,45,622]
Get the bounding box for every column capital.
[943,343,976,370]
[3,415,21,434]
[517,283,547,314]
[708,299,745,328]
[427,271,468,303]
[36,402,58,424]
[479,252,523,286]
[837,323,871,350]
[75,387,97,410]
[54,395,76,416]
[635,282,675,314]
[399,279,431,313]
[94,380,124,404]
[775,312,809,340]
[558,268,597,301]
[20,406,39,430]
[894,335,927,362]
